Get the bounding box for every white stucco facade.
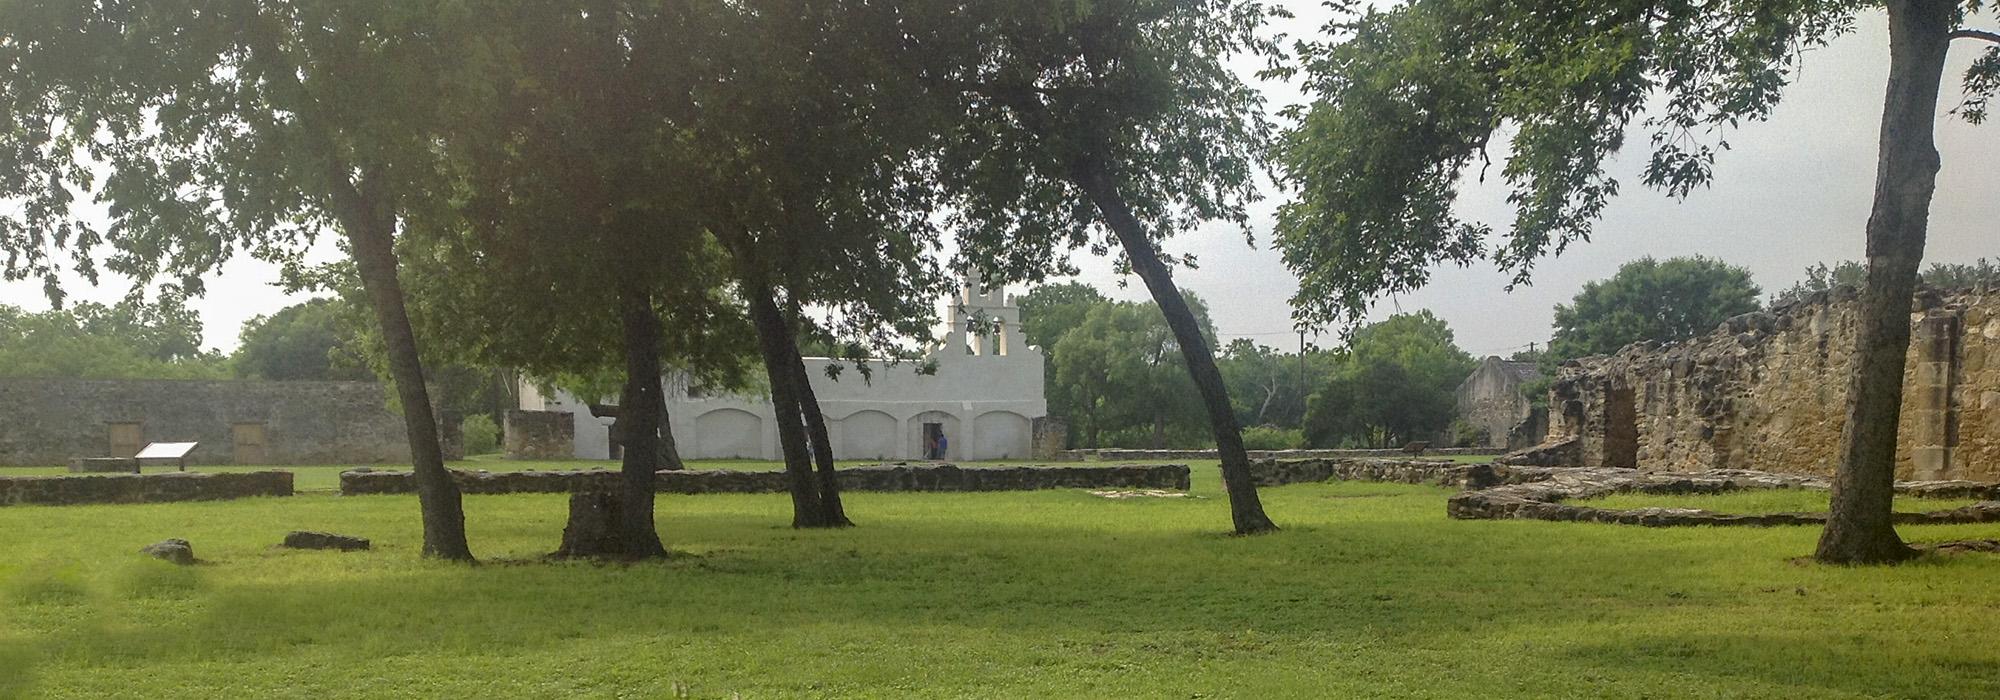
[518,279,1048,462]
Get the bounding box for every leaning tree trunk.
[744,275,831,527]
[1815,0,1953,565]
[1070,158,1278,535]
[610,286,669,558]
[335,177,475,561]
[656,386,686,471]
[789,343,854,527]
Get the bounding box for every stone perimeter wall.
[0,471,295,506]
[0,379,418,466]
[1544,288,2000,481]
[341,463,1191,496]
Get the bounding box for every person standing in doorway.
[933,432,949,461]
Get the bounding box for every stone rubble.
[140,539,195,566]
[1256,458,2000,528]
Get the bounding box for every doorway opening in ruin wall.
[1603,387,1639,468]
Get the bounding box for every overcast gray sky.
[2,5,1993,357]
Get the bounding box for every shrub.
[1241,426,1305,451]
[461,414,500,456]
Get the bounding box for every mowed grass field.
[3,462,1999,698]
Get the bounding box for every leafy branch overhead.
[1273,0,1995,329]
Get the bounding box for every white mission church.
[517,279,1050,462]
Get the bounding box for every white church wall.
[525,278,1049,462]
[692,407,764,459]
[972,410,1032,460]
[836,409,898,460]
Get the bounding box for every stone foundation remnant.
[1248,457,2000,528]
[0,471,294,506]
[341,463,1191,496]
[1057,447,1506,461]
[1517,287,2000,481]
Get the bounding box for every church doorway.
[922,422,945,460]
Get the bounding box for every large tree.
[907,0,1285,534]
[0,0,477,559]
[1304,312,1475,448]
[0,294,227,379]
[1050,296,1215,448]
[234,299,372,381]
[1275,0,1998,563]
[1549,256,1763,361]
[689,0,954,529]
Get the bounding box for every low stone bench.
[340,463,1192,496]
[0,471,294,506]
[68,457,138,474]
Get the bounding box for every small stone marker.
[140,538,195,566]
[282,531,371,551]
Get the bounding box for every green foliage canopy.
[1303,312,1474,448]
[0,294,224,379]
[1549,256,1762,361]
[232,298,371,381]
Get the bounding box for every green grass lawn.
[1585,489,1987,514]
[4,462,1999,698]
[0,454,1200,492]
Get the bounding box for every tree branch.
[1951,28,2000,45]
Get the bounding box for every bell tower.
[941,274,1027,357]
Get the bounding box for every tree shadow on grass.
[1548,628,2000,697]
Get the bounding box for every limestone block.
[1914,362,1952,387]
[1986,319,2000,340]
[1982,391,2000,411]
[1909,447,1951,480]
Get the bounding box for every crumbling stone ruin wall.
[503,410,575,460]
[0,379,418,466]
[341,463,1190,496]
[1031,417,1070,460]
[1542,287,2000,481]
[0,471,294,506]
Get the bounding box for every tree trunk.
[239,10,472,558]
[656,387,686,471]
[744,275,831,527]
[611,287,668,558]
[1069,158,1277,535]
[1815,0,1953,565]
[1152,413,1167,449]
[789,344,854,526]
[337,180,475,561]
